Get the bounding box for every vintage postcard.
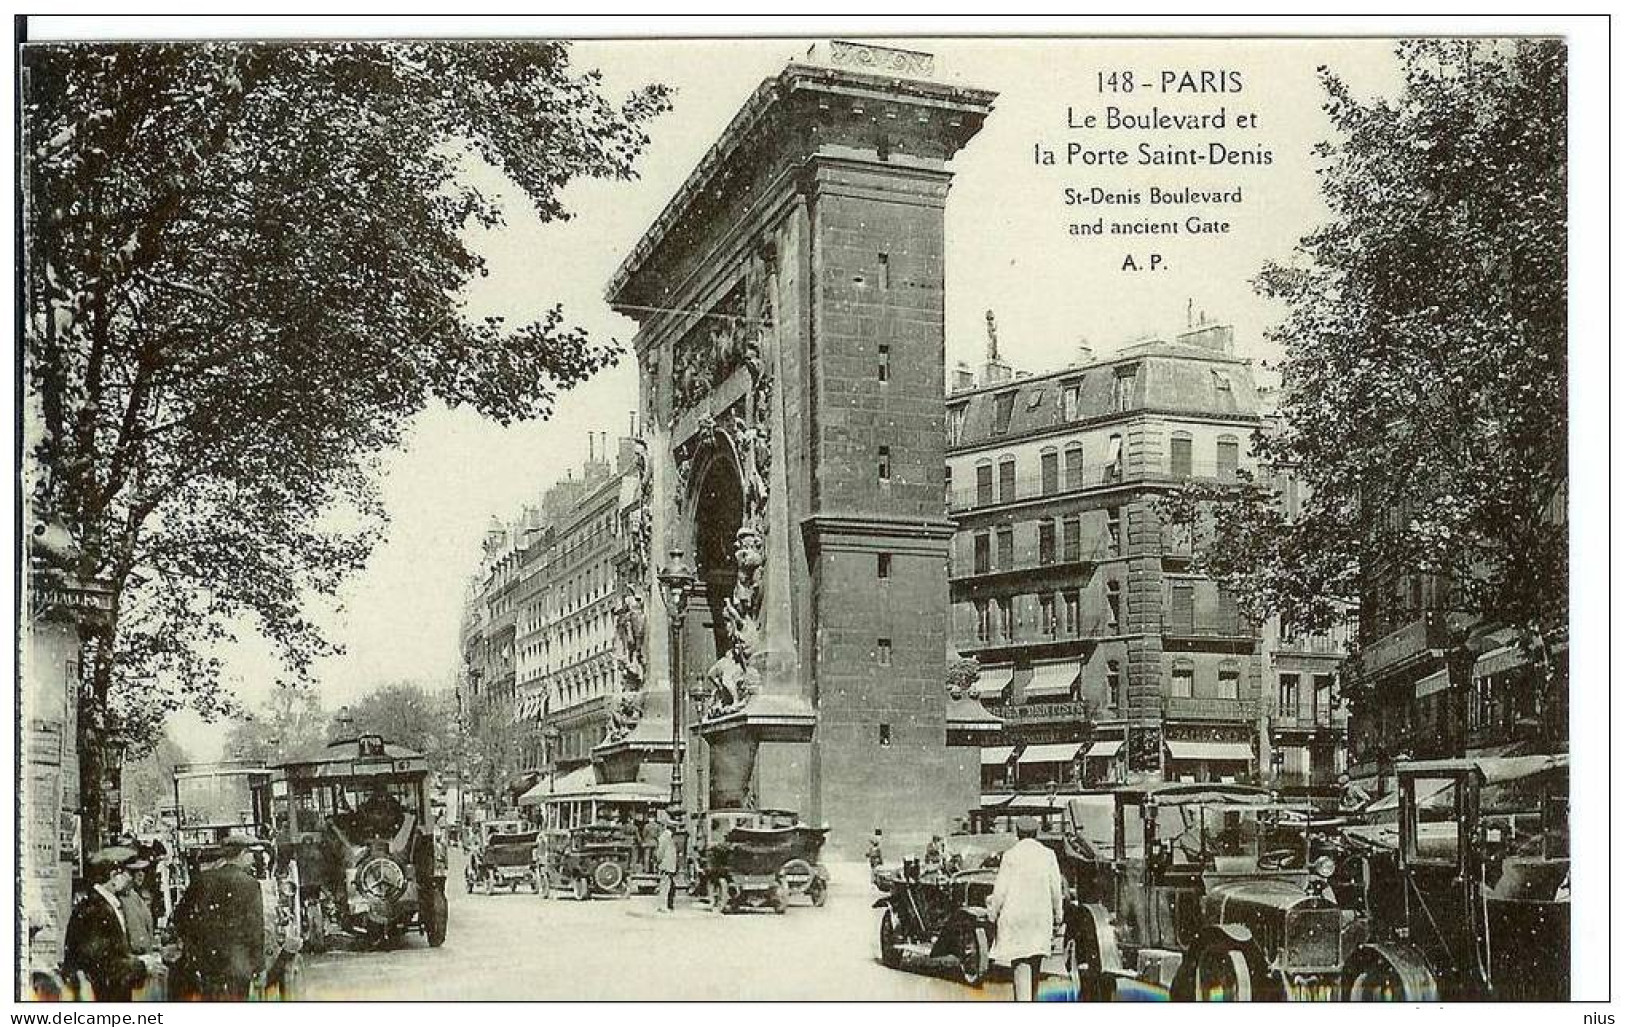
[15,19,1602,1005]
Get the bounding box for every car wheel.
[771,884,788,915]
[1193,945,1254,1001]
[425,889,448,948]
[573,876,591,902]
[808,877,828,908]
[1349,968,1407,1002]
[879,909,904,969]
[1060,935,1082,999]
[955,925,990,987]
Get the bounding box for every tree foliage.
[1184,41,1566,650]
[343,681,459,775]
[21,40,670,845]
[222,682,330,766]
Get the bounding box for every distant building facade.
[946,322,1281,791]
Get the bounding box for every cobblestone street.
[299,855,998,1001]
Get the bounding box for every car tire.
[879,909,904,969]
[808,877,828,908]
[1192,945,1255,1001]
[772,884,788,915]
[425,889,448,948]
[573,876,591,902]
[1348,968,1408,1002]
[955,925,990,988]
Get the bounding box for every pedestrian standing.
[987,816,1065,1002]
[866,829,884,869]
[640,815,661,874]
[172,834,265,1001]
[654,813,680,913]
[63,847,160,1001]
[118,854,166,1000]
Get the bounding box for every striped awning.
[1166,741,1253,763]
[970,666,1013,699]
[1084,739,1123,759]
[1415,669,1452,699]
[1023,662,1080,700]
[1474,644,1530,679]
[1017,742,1084,765]
[981,745,1016,766]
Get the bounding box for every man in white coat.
[987,816,1065,1001]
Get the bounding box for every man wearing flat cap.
[172,833,265,1001]
[63,846,160,1001]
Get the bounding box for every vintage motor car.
[465,819,543,895]
[1338,755,1569,1001]
[694,808,831,913]
[255,735,448,951]
[541,823,635,900]
[1061,784,1361,1001]
[873,831,1024,986]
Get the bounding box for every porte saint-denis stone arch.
[593,43,999,856]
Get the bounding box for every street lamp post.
[656,548,697,811]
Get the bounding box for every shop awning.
[1474,644,1530,679]
[1165,741,1254,763]
[518,764,598,804]
[970,666,1013,699]
[1084,739,1123,759]
[1017,742,1083,765]
[981,745,1016,766]
[1414,669,1451,699]
[980,794,1014,809]
[1023,662,1080,700]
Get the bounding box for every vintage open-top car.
[694,808,830,913]
[466,819,542,895]
[541,822,635,900]
[1338,755,1569,1001]
[255,735,448,950]
[1060,783,1361,1001]
[874,831,1024,986]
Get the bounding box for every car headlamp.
[1311,855,1337,878]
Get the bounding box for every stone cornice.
[607,61,995,311]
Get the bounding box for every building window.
[1040,594,1057,637]
[878,446,891,482]
[1106,579,1122,633]
[1171,661,1195,698]
[976,461,993,506]
[1218,589,1242,635]
[1217,666,1241,700]
[1062,381,1082,421]
[1038,519,1056,565]
[1063,517,1081,562]
[997,598,1014,640]
[998,457,1017,502]
[1040,448,1059,495]
[1106,660,1122,710]
[1105,434,1124,482]
[877,638,892,666]
[1278,673,1300,717]
[948,404,968,446]
[1170,432,1193,478]
[1107,506,1123,556]
[974,533,991,574]
[1216,436,1239,480]
[1212,370,1235,411]
[1314,675,1335,724]
[878,344,891,382]
[975,600,991,643]
[1065,590,1080,635]
[993,391,1017,435]
[943,464,952,507]
[1170,581,1195,635]
[877,252,890,290]
[996,526,1014,569]
[1113,366,1137,412]
[879,723,892,747]
[1064,443,1084,490]
[877,553,891,580]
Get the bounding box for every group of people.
[62,833,266,1002]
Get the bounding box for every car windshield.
[943,832,1017,871]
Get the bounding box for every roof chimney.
[1071,338,1095,367]
[951,361,976,392]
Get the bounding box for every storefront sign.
[999,701,1092,722]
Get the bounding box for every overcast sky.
[162,36,1403,758]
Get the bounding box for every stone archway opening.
[691,453,744,665]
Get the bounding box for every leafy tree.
[21,39,671,850]
[344,681,459,774]
[118,732,189,834]
[1173,40,1566,739]
[222,681,330,765]
[945,656,982,701]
